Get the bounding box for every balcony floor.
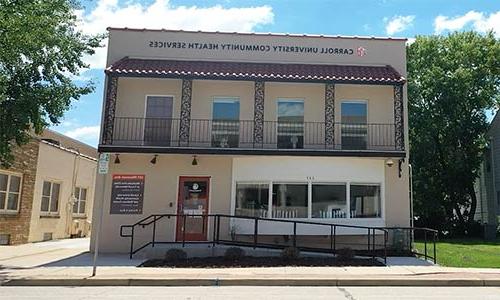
[98,144,406,157]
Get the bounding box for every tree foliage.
[408,31,500,235]
[0,0,103,166]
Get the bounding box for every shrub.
[281,247,300,261]
[224,247,245,261]
[336,247,354,261]
[164,248,187,261]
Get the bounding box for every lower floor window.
[235,181,381,219]
[272,184,308,218]
[235,183,269,217]
[350,185,381,218]
[312,184,347,218]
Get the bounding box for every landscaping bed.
[140,256,383,268]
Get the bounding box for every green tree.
[0,0,103,166]
[408,31,500,235]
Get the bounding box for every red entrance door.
[176,176,210,241]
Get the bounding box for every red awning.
[106,57,405,84]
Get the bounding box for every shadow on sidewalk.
[40,252,144,267]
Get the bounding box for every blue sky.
[55,0,500,146]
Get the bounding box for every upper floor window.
[73,187,87,215]
[212,97,240,148]
[341,101,367,150]
[0,172,22,213]
[277,99,304,149]
[41,181,61,214]
[144,95,173,146]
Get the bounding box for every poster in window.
[110,174,145,214]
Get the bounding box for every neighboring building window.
[350,185,381,218]
[144,96,173,146]
[212,98,240,148]
[235,183,268,217]
[0,172,22,213]
[272,183,308,218]
[312,184,347,218]
[341,101,367,150]
[41,181,61,214]
[277,99,304,149]
[73,187,87,215]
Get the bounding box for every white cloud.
[385,15,415,35]
[76,0,274,69]
[64,126,101,141]
[434,10,500,37]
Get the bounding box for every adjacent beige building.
[0,130,97,245]
[93,28,410,255]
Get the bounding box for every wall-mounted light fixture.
[150,155,158,165]
[385,159,394,167]
[192,155,198,166]
[114,154,120,164]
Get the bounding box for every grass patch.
[415,238,500,268]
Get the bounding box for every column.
[324,83,335,148]
[253,81,265,147]
[393,84,405,151]
[179,79,193,145]
[101,75,118,145]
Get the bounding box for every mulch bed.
[140,256,384,268]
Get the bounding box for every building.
[93,28,410,254]
[475,113,500,239]
[0,130,97,245]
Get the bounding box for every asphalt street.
[1,286,500,300]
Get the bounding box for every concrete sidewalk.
[1,238,500,287]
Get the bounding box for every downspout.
[66,149,81,237]
[409,164,414,228]
[489,137,498,227]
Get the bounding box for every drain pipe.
[409,164,414,228]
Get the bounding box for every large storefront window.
[277,100,304,149]
[312,184,347,218]
[350,185,381,218]
[234,182,382,219]
[272,184,308,218]
[235,183,269,217]
[212,98,240,148]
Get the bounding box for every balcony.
[102,117,403,156]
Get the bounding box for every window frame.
[72,186,88,216]
[232,180,384,221]
[0,170,23,214]
[276,98,305,149]
[349,183,382,219]
[211,96,241,148]
[40,180,62,215]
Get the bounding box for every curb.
[3,278,500,287]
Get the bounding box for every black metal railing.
[110,117,399,151]
[119,214,389,263]
[385,227,438,264]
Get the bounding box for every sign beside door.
[176,176,210,241]
[110,174,145,214]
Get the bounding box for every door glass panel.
[144,96,173,146]
[277,100,304,149]
[341,102,367,150]
[181,180,208,235]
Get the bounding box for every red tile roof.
[106,58,405,84]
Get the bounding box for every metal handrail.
[119,213,390,263]
[110,117,400,151]
[384,226,438,264]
